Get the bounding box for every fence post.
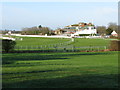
[72,45,74,52]
[89,46,91,51]
[97,47,99,51]
[17,46,19,51]
[21,46,22,50]
[25,46,27,50]
[56,46,58,52]
[91,46,92,51]
[104,46,106,50]
[30,46,31,50]
[27,46,29,50]
[40,46,42,51]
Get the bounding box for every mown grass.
[15,37,70,47]
[69,38,110,47]
[2,35,110,47]
[2,51,118,88]
[11,36,110,48]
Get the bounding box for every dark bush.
[2,39,16,53]
[110,40,120,51]
[110,35,120,39]
[79,34,90,36]
[106,28,113,35]
[79,34,96,36]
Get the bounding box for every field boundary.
[2,46,109,53]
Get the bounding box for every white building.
[64,22,97,36]
[74,26,97,35]
[111,31,118,37]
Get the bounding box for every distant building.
[54,29,66,35]
[63,22,97,36]
[111,31,118,37]
[8,31,11,35]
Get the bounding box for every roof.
[111,31,117,34]
[71,24,79,26]
[65,22,94,28]
[65,24,79,27]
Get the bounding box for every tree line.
[1,22,119,36]
[21,25,54,35]
[96,22,118,36]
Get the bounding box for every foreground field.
[2,51,118,88]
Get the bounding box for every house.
[111,31,118,37]
[54,29,66,35]
[63,22,97,36]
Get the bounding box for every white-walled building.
[64,22,97,36]
[74,26,97,35]
[111,31,118,37]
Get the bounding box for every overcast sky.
[1,1,118,30]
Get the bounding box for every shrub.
[106,28,113,35]
[79,34,96,36]
[2,39,16,53]
[110,35,120,39]
[110,40,120,51]
[79,34,90,36]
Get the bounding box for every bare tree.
[21,26,52,35]
[96,26,106,36]
[108,22,118,33]
[21,26,40,35]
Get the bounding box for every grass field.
[15,37,110,47]
[2,51,118,88]
[2,36,111,51]
[71,38,110,47]
[10,37,110,51]
[15,37,70,47]
[2,35,110,47]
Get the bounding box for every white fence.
[14,45,108,52]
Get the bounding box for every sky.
[1,1,118,31]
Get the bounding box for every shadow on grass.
[2,57,69,65]
[2,74,118,88]
[2,69,64,75]
[2,52,113,65]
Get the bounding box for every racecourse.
[2,35,118,88]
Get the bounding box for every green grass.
[2,51,118,88]
[15,37,110,47]
[71,38,110,47]
[11,37,110,51]
[2,35,110,47]
[15,37,70,47]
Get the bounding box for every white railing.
[14,45,108,52]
